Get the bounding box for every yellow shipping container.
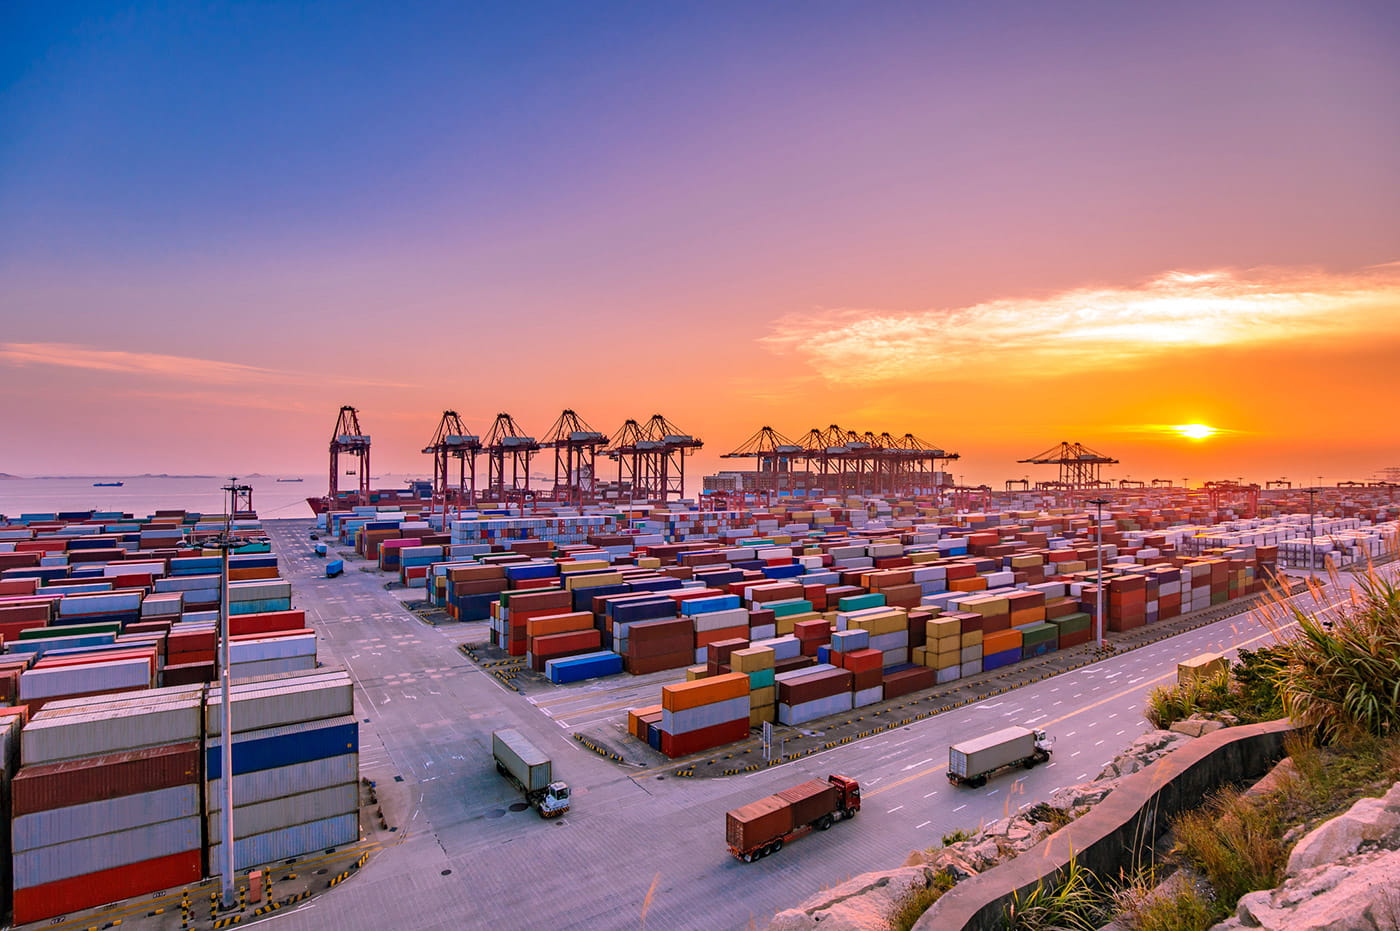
[730,647,776,672]
[564,571,624,590]
[685,665,709,682]
[749,704,776,726]
[749,685,775,707]
[635,557,662,569]
[911,646,928,666]
[927,617,960,640]
[961,629,984,648]
[936,649,960,669]
[560,559,610,574]
[935,635,960,654]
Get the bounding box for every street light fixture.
[1304,486,1318,572]
[207,478,251,910]
[1087,497,1110,650]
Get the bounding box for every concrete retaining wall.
[913,718,1296,931]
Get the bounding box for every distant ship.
[276,478,304,483]
[92,481,124,487]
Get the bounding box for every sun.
[1174,423,1218,440]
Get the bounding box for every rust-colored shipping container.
[659,717,748,757]
[229,610,306,636]
[726,794,793,853]
[12,741,200,816]
[777,779,839,827]
[623,651,692,675]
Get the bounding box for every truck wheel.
[971,776,987,788]
[816,814,834,831]
[771,839,783,854]
[495,761,506,776]
[844,807,856,820]
[1023,758,1037,769]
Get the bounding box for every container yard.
[0,506,362,925]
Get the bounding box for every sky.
[2,1,1398,488]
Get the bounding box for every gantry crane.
[883,432,959,496]
[1018,442,1119,494]
[483,413,539,505]
[327,406,371,502]
[422,410,481,523]
[541,410,607,506]
[1205,480,1260,519]
[604,419,647,501]
[638,414,702,502]
[722,426,804,504]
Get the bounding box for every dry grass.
[1112,870,1216,931]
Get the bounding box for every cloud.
[760,264,1400,384]
[0,342,418,389]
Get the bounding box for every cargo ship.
[305,479,433,514]
[276,478,303,482]
[92,481,124,487]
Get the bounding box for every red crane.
[483,413,539,506]
[541,410,607,506]
[422,410,481,523]
[328,406,371,503]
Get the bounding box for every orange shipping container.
[661,672,749,712]
[982,629,1023,655]
[525,612,595,638]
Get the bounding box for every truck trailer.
[725,774,860,862]
[947,725,1053,788]
[492,728,570,817]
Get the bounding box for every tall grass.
[1171,786,1285,910]
[1263,570,1400,741]
[887,870,954,931]
[1003,855,1112,931]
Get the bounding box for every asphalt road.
[259,519,1354,931]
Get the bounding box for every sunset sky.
[2,2,1398,488]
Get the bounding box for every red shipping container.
[852,667,883,691]
[13,742,199,816]
[531,628,602,657]
[842,649,883,674]
[624,651,692,675]
[168,630,217,653]
[229,610,306,636]
[792,619,830,641]
[696,625,749,648]
[659,717,749,758]
[13,849,203,924]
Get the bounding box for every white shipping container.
[660,696,750,734]
[207,782,358,844]
[230,656,318,680]
[692,607,748,633]
[205,670,353,735]
[207,812,359,875]
[208,754,358,811]
[13,816,200,889]
[13,785,199,851]
[19,657,152,701]
[22,699,202,765]
[230,634,317,663]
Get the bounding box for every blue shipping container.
[206,721,359,780]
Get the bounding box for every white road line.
[924,790,939,798]
[916,820,931,829]
[953,804,967,812]
[888,805,904,813]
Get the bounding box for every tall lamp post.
[209,478,250,910]
[1305,487,1318,572]
[1088,497,1110,649]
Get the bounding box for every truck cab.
[828,774,861,816]
[539,781,571,817]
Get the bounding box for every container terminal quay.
[0,414,1397,930]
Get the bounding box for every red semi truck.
[725,774,861,862]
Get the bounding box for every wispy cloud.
[0,343,419,389]
[760,265,1400,384]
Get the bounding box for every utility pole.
[1305,487,1318,572]
[1088,497,1110,650]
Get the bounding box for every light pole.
[1305,487,1318,572]
[210,478,250,910]
[1088,497,1110,650]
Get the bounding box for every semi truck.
[726,774,860,862]
[491,728,570,818]
[947,725,1053,787]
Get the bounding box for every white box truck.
[947,725,1053,788]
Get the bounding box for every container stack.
[12,687,205,924]
[205,670,360,874]
[657,673,750,758]
[775,664,854,725]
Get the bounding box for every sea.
[0,473,430,521]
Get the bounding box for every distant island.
[0,473,19,480]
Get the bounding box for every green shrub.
[941,828,972,846]
[1003,855,1112,931]
[1270,571,1400,741]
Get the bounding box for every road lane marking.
[888,805,904,813]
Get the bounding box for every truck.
[947,725,1053,788]
[491,728,570,818]
[725,774,860,862]
[325,558,344,578]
